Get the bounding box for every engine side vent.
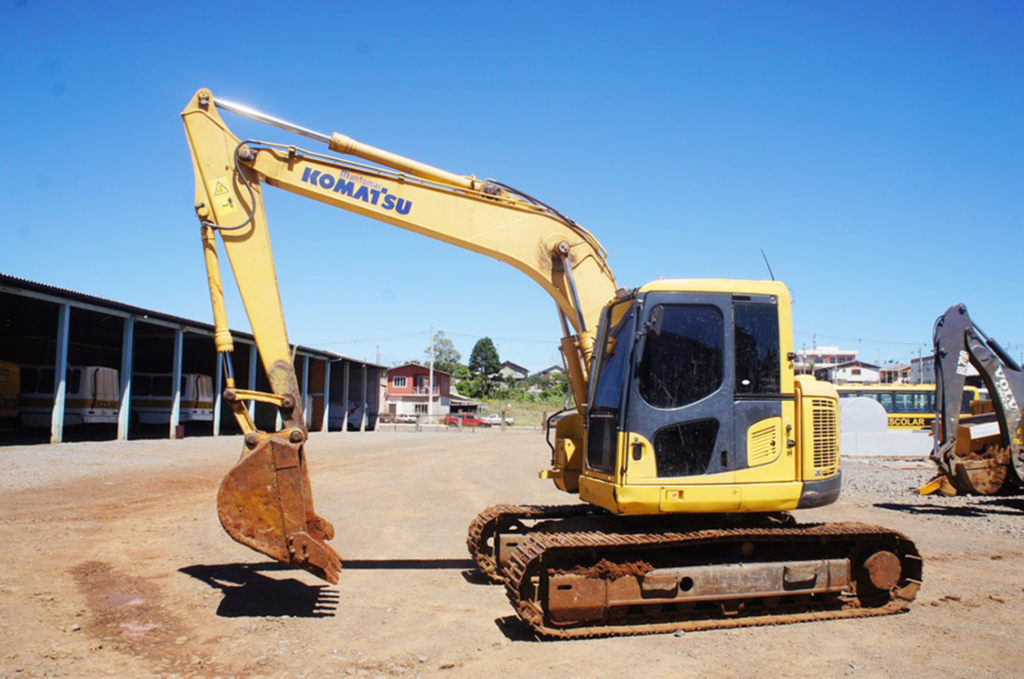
[747,418,781,467]
[811,398,839,474]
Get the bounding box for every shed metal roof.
[0,273,385,368]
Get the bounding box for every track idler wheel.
[863,550,902,591]
[217,430,342,583]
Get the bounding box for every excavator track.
[503,522,922,639]
[467,504,603,583]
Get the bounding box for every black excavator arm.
[930,304,1024,494]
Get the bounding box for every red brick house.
[385,364,451,419]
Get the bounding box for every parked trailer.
[19,365,119,427]
[327,401,377,431]
[0,360,19,427]
[131,373,214,424]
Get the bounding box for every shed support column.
[274,349,284,432]
[247,346,258,420]
[50,303,71,444]
[341,362,350,434]
[322,361,332,433]
[301,355,310,429]
[117,316,135,441]
[169,327,183,439]
[360,365,368,433]
[213,352,223,437]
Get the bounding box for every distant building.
[535,365,565,382]
[0,273,383,442]
[795,346,858,375]
[910,354,979,384]
[909,355,934,384]
[497,361,529,382]
[814,360,880,384]
[384,364,451,419]
[879,363,911,384]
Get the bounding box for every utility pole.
[428,325,435,423]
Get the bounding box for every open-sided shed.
[0,274,383,444]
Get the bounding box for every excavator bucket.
[216,433,342,583]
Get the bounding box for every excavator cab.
[552,281,841,516]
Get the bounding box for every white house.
[814,360,880,384]
[795,346,858,375]
[497,361,529,382]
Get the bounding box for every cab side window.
[734,302,780,395]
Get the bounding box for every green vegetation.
[481,398,571,429]
[417,330,461,375]
[457,361,568,404]
[403,330,570,413]
[458,337,499,398]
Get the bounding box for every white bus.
[327,401,369,431]
[19,365,120,428]
[131,373,214,425]
[0,360,19,428]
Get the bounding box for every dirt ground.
[1,430,1023,679]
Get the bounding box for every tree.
[424,330,461,375]
[455,376,483,398]
[469,337,500,377]
[541,371,570,403]
[469,337,501,397]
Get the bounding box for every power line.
[306,328,558,347]
[308,330,428,346]
[445,331,557,345]
[794,331,927,348]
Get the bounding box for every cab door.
[624,293,736,483]
[732,295,792,482]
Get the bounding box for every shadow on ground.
[876,498,1024,517]
[494,615,541,642]
[343,558,475,570]
[461,568,497,585]
[179,562,338,618]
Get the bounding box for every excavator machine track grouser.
[500,520,921,639]
[467,504,604,583]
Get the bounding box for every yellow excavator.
[183,88,921,637]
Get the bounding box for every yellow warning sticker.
[207,177,238,216]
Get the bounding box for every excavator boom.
[183,88,617,582]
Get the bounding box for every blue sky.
[2,1,1021,372]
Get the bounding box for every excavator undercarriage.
[468,505,921,638]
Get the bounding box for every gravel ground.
[1,432,1023,678]
[843,457,1024,540]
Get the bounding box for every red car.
[444,412,491,427]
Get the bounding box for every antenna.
[760,249,776,281]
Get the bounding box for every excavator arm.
[182,88,618,581]
[927,303,1024,495]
